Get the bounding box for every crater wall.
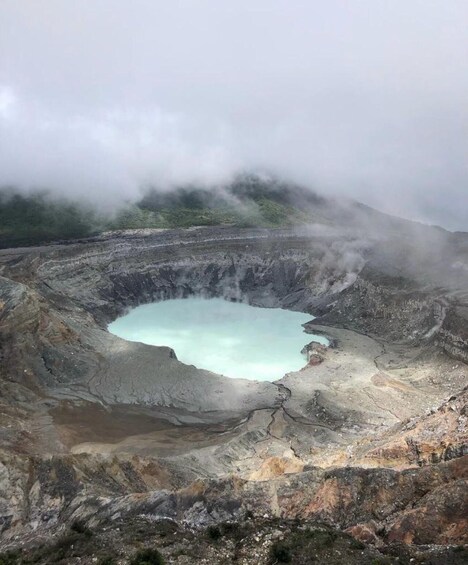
[0,227,467,552]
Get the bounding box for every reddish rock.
[307,355,323,366]
[346,523,380,544]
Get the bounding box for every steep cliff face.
[308,227,468,364]
[436,306,468,363]
[0,449,466,548]
[31,228,360,322]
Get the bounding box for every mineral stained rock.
[0,225,467,560]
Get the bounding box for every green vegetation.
[206,524,223,541]
[270,540,292,563]
[0,517,463,565]
[0,190,100,248]
[205,521,248,544]
[97,558,117,565]
[46,526,94,562]
[3,521,97,563]
[108,204,248,230]
[106,178,316,232]
[350,538,366,550]
[0,174,322,248]
[0,551,21,565]
[267,528,373,565]
[129,548,165,565]
[70,519,93,538]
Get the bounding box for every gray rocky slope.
[0,217,467,558]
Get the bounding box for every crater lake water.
[108,297,328,381]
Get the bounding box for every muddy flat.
[50,401,243,456]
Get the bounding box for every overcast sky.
[0,1,467,229]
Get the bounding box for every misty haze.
[0,2,467,564]
[1,1,467,230]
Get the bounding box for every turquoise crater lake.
[108,298,327,381]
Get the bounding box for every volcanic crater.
[0,223,467,562]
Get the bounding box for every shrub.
[130,548,165,565]
[206,525,222,541]
[269,540,292,563]
[0,551,20,565]
[350,537,366,550]
[70,519,93,538]
[304,529,337,547]
[98,557,117,565]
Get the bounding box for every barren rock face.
[0,225,467,555]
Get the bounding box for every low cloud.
[0,1,467,228]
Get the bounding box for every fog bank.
[1,1,467,229]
